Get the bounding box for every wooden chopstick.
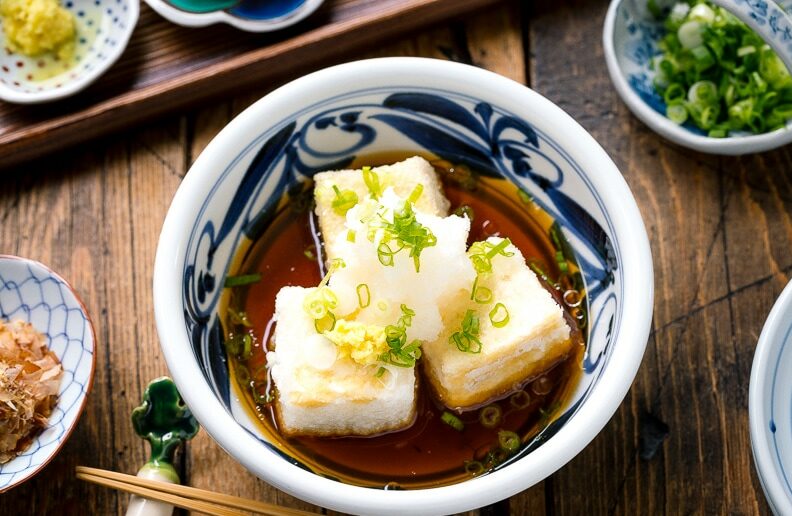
[76,471,246,516]
[76,466,317,516]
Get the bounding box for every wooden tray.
[0,0,501,167]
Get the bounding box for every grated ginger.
[0,0,76,60]
[0,319,62,464]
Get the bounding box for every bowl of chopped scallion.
[604,0,792,154]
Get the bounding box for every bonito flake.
[0,320,63,464]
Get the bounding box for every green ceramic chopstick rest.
[126,377,199,516]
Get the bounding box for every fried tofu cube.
[421,238,573,410]
[313,156,450,262]
[267,286,417,437]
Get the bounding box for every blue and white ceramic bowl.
[153,57,654,515]
[0,0,138,104]
[0,256,95,492]
[604,0,792,155]
[750,280,792,515]
[143,0,323,32]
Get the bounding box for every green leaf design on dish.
[131,377,199,469]
[165,0,240,14]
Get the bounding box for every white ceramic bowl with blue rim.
[153,57,654,515]
[0,0,138,104]
[750,279,792,515]
[604,0,792,155]
[0,255,96,492]
[143,0,323,32]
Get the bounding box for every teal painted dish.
[143,0,324,32]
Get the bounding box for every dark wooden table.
[1,0,789,513]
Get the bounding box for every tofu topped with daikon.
[267,285,419,437]
[328,188,475,343]
[313,156,450,263]
[421,237,573,410]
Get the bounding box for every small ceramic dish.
[0,0,138,104]
[750,280,792,515]
[0,255,96,492]
[153,57,654,515]
[143,0,324,32]
[604,0,792,155]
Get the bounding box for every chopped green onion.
[760,46,792,89]
[485,448,508,467]
[453,205,475,220]
[555,250,569,275]
[663,83,685,104]
[408,183,424,203]
[687,80,718,104]
[464,460,485,476]
[667,103,688,124]
[509,390,532,409]
[303,245,316,260]
[378,304,422,368]
[652,0,792,136]
[375,367,386,378]
[498,430,521,453]
[479,404,502,428]
[314,312,336,333]
[468,238,514,274]
[304,260,344,333]
[486,239,513,259]
[441,411,465,431]
[450,309,483,353]
[367,200,436,272]
[690,46,715,71]
[529,261,548,279]
[228,308,253,328]
[346,229,356,243]
[677,20,703,49]
[376,242,397,267]
[516,189,533,204]
[356,283,371,308]
[362,166,382,198]
[489,303,510,328]
[331,185,359,216]
[224,273,262,288]
[688,3,714,23]
[737,45,756,57]
[473,285,493,304]
[225,332,252,360]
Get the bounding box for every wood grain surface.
[0,0,501,168]
[1,0,790,514]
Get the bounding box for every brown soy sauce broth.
[223,152,587,489]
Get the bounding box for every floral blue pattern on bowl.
[751,280,792,514]
[0,256,95,492]
[143,0,323,32]
[181,86,623,472]
[0,0,138,104]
